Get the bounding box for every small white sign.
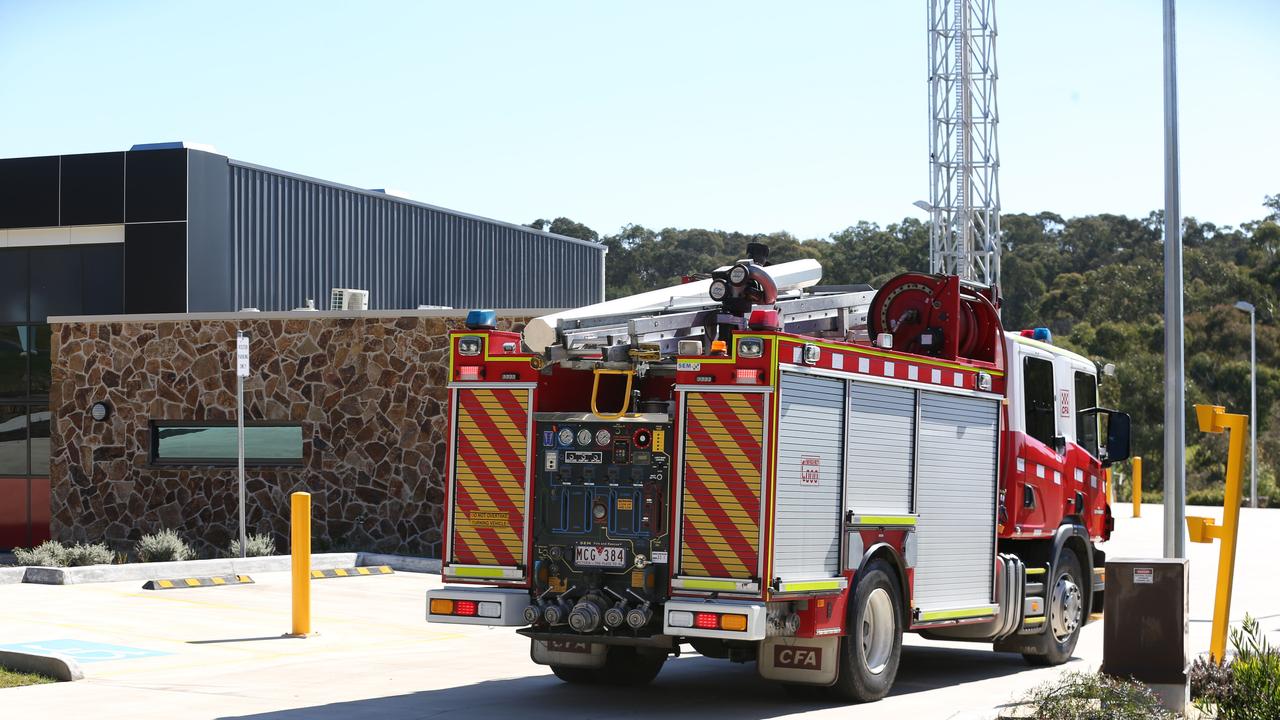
[651,551,669,564]
[236,336,250,377]
[676,361,701,372]
[1133,567,1154,585]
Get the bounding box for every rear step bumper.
[427,586,530,626]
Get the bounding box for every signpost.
[236,333,249,559]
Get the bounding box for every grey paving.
[0,504,1275,719]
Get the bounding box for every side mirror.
[1103,411,1131,467]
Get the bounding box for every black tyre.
[830,560,903,702]
[550,664,600,684]
[596,646,666,686]
[1022,549,1085,666]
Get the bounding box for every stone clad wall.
[50,313,529,557]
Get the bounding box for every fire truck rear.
[427,246,1131,700]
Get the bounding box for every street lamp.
[1234,300,1257,508]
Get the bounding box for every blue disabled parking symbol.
[0,639,170,663]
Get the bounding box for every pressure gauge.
[577,428,593,446]
[595,429,612,446]
[558,427,575,446]
[709,279,728,302]
[728,263,749,285]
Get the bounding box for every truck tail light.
[430,599,454,615]
[454,600,478,617]
[458,366,482,381]
[735,369,761,384]
[719,613,748,631]
[694,612,719,630]
[477,601,502,618]
[668,611,694,628]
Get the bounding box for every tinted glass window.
[0,406,26,475]
[0,327,28,399]
[29,406,49,476]
[1074,371,1099,457]
[0,248,29,323]
[1023,356,1056,447]
[29,326,51,399]
[81,243,125,315]
[152,423,304,465]
[30,246,83,320]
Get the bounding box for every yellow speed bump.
[311,566,394,579]
[143,575,254,590]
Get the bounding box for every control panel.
[531,412,672,599]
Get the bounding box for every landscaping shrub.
[135,530,196,562]
[1195,615,1280,719]
[62,542,114,566]
[227,533,278,558]
[13,540,69,567]
[1016,670,1175,719]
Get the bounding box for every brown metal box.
[1101,558,1188,684]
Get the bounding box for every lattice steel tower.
[927,0,1000,290]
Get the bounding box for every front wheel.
[1022,549,1084,666]
[829,560,903,702]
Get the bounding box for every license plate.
[574,545,627,568]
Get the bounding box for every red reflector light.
[694,612,719,630]
[735,369,760,384]
[454,600,478,616]
[458,366,481,380]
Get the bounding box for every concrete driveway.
[2,504,1278,719]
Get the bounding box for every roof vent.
[369,188,412,199]
[130,141,220,153]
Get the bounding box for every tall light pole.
[1161,0,1186,558]
[1235,300,1257,508]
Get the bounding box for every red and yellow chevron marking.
[450,388,529,568]
[680,392,765,580]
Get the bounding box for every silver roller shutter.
[773,372,845,580]
[913,391,1000,610]
[846,382,915,515]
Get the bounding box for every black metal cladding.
[228,162,604,311]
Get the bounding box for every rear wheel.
[1022,549,1084,666]
[830,560,903,702]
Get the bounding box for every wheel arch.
[855,542,911,624]
[1052,523,1096,615]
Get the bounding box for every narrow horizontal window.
[151,422,304,466]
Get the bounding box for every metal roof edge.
[48,309,561,324]
[225,158,606,252]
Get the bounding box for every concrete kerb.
[0,649,83,682]
[0,566,26,584]
[9,552,440,585]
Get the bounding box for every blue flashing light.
[465,309,497,330]
[1032,327,1053,344]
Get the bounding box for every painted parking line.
[0,639,171,663]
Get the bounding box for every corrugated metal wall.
[228,162,604,311]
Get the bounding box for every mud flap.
[757,636,840,686]
[531,640,608,669]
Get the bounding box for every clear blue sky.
[1,1,1275,239]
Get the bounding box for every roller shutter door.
[846,382,915,515]
[773,373,845,580]
[913,391,999,610]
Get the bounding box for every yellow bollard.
[290,492,311,637]
[1132,456,1142,518]
[1186,404,1248,662]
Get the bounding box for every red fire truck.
[427,247,1130,701]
